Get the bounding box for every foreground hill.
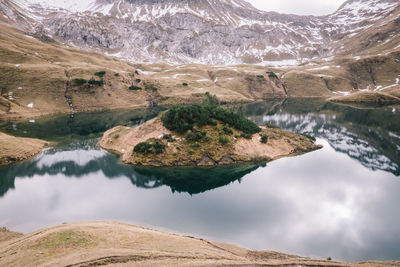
[0,221,399,266]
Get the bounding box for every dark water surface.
[0,100,399,261]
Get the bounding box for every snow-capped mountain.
[1,0,399,64]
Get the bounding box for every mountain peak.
[3,0,400,65]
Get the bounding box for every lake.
[0,99,399,262]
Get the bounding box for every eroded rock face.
[99,117,322,167]
[2,0,399,64]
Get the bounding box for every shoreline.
[0,221,398,267]
[0,132,50,166]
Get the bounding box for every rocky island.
[100,104,321,166]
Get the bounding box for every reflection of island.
[241,99,400,176]
[133,164,263,194]
[0,144,263,197]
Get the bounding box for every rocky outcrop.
[2,0,399,65]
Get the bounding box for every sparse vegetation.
[39,231,92,249]
[218,136,229,145]
[161,104,261,134]
[88,78,104,86]
[73,78,87,86]
[144,83,158,91]
[163,134,175,142]
[267,71,278,79]
[182,82,188,86]
[134,138,165,155]
[129,85,142,90]
[257,75,265,79]
[241,133,253,139]
[94,71,106,78]
[223,126,233,135]
[327,257,332,261]
[114,73,119,77]
[265,122,279,129]
[136,79,141,83]
[302,133,316,141]
[186,130,206,142]
[203,92,219,105]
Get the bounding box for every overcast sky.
[246,0,347,16]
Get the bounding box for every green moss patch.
[38,231,94,250]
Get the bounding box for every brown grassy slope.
[0,221,398,267]
[0,227,23,243]
[1,22,400,120]
[0,24,151,119]
[0,23,289,120]
[0,131,49,165]
[329,91,400,104]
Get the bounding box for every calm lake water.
[0,99,399,262]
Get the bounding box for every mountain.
[1,0,399,65]
[1,0,400,120]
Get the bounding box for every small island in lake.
[99,104,322,166]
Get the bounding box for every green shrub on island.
[162,134,175,142]
[241,133,253,139]
[265,122,279,129]
[302,133,316,141]
[218,136,229,145]
[73,78,87,86]
[182,82,188,86]
[257,75,265,79]
[94,71,106,78]
[260,135,268,144]
[161,104,261,134]
[186,130,207,142]
[114,73,119,77]
[136,79,141,83]
[134,138,165,155]
[223,126,233,135]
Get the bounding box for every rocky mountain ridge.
[1,0,399,65]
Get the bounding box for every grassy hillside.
[1,23,400,120]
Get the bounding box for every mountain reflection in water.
[240,99,400,176]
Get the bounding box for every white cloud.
[245,0,347,16]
